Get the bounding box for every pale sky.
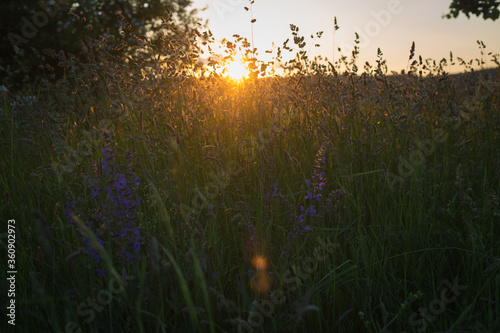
[191,0,500,73]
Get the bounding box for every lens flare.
[251,255,271,293]
[251,255,268,270]
[251,271,272,294]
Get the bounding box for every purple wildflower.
[65,133,142,275]
[287,139,330,243]
[90,187,99,199]
[309,205,316,217]
[65,201,75,227]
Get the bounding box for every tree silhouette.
[445,0,500,20]
[0,0,203,90]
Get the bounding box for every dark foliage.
[445,0,500,20]
[0,0,203,91]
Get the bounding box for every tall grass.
[1,6,499,333]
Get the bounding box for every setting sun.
[224,57,248,81]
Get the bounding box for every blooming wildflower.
[65,135,142,275]
[288,139,330,242]
[90,186,99,199]
[309,205,316,217]
[65,201,75,227]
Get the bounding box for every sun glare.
[225,58,248,81]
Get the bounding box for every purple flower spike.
[288,140,330,243]
[65,201,75,227]
[309,205,316,217]
[65,134,143,275]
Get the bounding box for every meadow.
[1,10,500,333]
